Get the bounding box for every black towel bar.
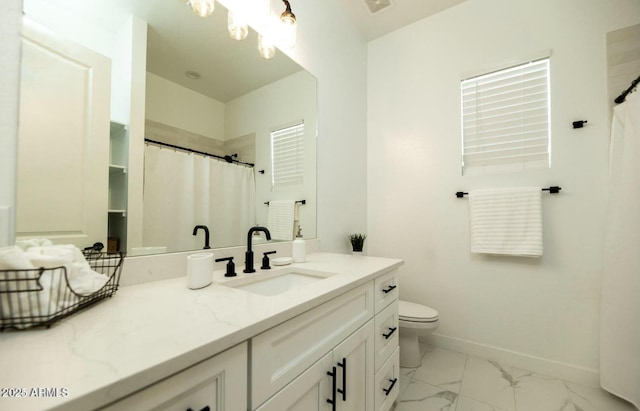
[455,186,561,198]
[264,200,306,205]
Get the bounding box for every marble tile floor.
[395,345,637,411]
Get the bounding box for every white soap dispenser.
[292,225,306,263]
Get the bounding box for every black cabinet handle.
[186,407,210,411]
[383,378,398,396]
[382,284,397,294]
[383,327,397,339]
[337,357,347,401]
[327,366,337,411]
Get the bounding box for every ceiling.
[24,0,467,102]
[341,0,467,41]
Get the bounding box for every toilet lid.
[399,300,438,321]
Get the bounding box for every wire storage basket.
[0,251,125,330]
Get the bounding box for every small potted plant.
[349,233,367,254]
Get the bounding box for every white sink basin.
[219,268,334,296]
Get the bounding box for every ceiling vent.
[363,0,395,15]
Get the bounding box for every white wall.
[367,0,640,384]
[146,72,225,141]
[0,0,22,247]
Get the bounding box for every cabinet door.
[256,352,333,411]
[17,18,110,247]
[332,320,374,411]
[101,343,247,411]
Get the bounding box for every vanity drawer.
[101,342,247,411]
[375,299,399,372]
[251,282,374,408]
[374,347,400,411]
[374,269,399,313]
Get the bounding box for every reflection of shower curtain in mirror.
[600,91,639,410]
[142,145,256,251]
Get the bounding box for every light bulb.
[279,1,296,49]
[279,14,296,49]
[258,34,276,59]
[189,0,215,17]
[228,10,249,40]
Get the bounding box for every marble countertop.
[0,252,402,411]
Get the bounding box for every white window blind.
[271,122,304,188]
[461,58,550,174]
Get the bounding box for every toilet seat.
[399,300,438,322]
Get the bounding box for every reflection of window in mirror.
[270,122,305,189]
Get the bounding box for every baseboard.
[421,333,600,388]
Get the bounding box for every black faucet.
[244,226,271,273]
[192,225,211,249]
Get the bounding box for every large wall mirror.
[17,0,317,255]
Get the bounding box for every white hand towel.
[0,246,35,270]
[15,238,53,251]
[0,246,55,324]
[468,187,543,257]
[67,263,108,296]
[267,200,296,241]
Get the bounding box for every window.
[271,122,304,189]
[461,58,550,175]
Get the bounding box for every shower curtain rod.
[615,74,640,104]
[455,186,561,198]
[144,138,255,167]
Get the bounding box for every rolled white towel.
[27,245,108,293]
[15,238,53,251]
[24,252,72,269]
[0,246,52,326]
[0,246,35,270]
[68,263,109,296]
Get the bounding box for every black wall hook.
[572,120,588,129]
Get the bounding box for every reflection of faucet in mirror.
[193,225,211,249]
[245,226,271,273]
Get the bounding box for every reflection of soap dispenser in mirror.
[292,225,306,263]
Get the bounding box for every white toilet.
[398,300,439,368]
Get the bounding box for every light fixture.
[279,0,297,49]
[183,0,298,58]
[258,34,276,59]
[188,0,215,17]
[228,10,249,40]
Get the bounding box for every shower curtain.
[142,145,256,252]
[600,91,640,410]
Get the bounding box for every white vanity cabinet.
[251,282,375,409]
[256,321,374,411]
[252,268,401,411]
[100,342,247,411]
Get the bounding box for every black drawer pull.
[337,358,347,401]
[383,378,398,396]
[187,407,210,411]
[382,326,397,339]
[327,366,337,411]
[382,285,397,294]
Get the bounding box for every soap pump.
[292,225,306,263]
